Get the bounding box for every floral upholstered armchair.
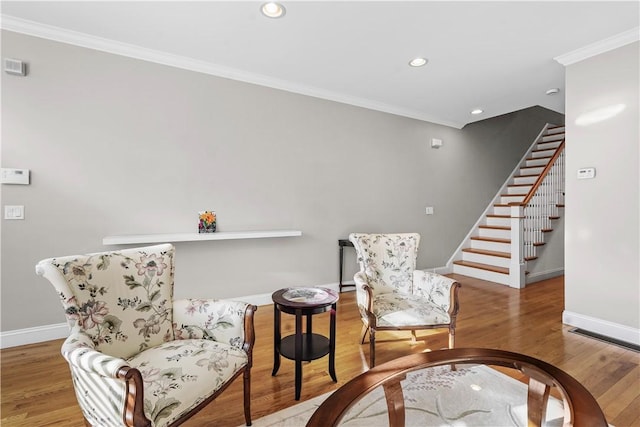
[35,243,257,427]
[349,233,461,367]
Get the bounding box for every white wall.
[564,42,639,344]
[1,30,564,342]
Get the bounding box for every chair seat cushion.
[127,338,248,427]
[372,293,450,328]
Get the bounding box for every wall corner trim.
[562,310,640,346]
[554,27,640,66]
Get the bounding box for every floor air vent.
[569,328,640,353]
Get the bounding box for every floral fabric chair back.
[349,233,420,296]
[40,244,175,359]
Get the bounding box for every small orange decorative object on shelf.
[198,211,216,233]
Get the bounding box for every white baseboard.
[563,310,640,346]
[526,268,564,284]
[0,281,354,349]
[0,322,70,349]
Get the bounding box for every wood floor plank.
[1,275,638,426]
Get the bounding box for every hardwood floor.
[2,275,638,426]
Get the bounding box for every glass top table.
[306,348,607,427]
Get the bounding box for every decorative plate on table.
[283,288,329,303]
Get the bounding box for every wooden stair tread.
[471,236,510,244]
[524,256,538,261]
[462,248,510,258]
[453,260,509,275]
[487,214,509,218]
[508,184,533,188]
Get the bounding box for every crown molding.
[554,27,640,66]
[0,15,464,129]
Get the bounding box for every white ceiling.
[1,1,639,128]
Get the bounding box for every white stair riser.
[513,176,537,185]
[501,194,525,204]
[546,127,565,135]
[471,239,511,252]
[479,228,510,239]
[452,264,511,285]
[519,166,544,175]
[507,186,531,195]
[531,149,555,158]
[493,205,511,215]
[486,217,510,227]
[541,134,564,142]
[462,252,511,268]
[525,158,549,167]
[536,141,561,150]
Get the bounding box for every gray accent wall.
[1,30,564,332]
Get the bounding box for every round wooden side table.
[272,287,339,400]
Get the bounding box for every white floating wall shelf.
[103,230,303,245]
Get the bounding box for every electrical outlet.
[425,206,434,215]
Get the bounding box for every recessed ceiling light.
[408,57,428,67]
[261,2,286,18]
[546,88,560,95]
[471,109,484,115]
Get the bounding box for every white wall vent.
[4,58,27,76]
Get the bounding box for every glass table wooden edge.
[306,348,608,427]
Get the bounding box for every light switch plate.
[4,205,24,219]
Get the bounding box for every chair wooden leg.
[360,323,369,345]
[369,328,376,368]
[243,368,252,426]
[449,327,457,371]
[449,326,455,349]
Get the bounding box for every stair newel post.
[509,204,526,288]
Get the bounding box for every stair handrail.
[517,140,565,206]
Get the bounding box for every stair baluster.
[515,141,565,287]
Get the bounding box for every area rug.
[246,365,565,426]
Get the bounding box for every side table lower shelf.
[280,333,330,361]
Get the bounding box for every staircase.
[450,124,565,288]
